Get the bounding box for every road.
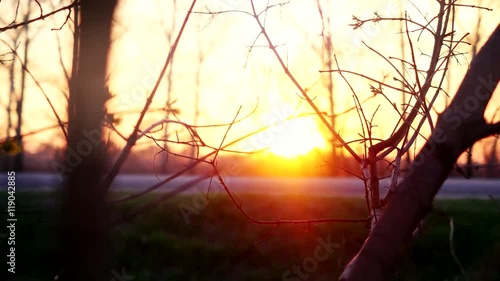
[1,172,499,199]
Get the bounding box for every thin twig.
[102,0,198,192]
[0,1,79,33]
[1,40,68,140]
[449,217,470,281]
[249,0,361,163]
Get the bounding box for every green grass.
[1,192,499,281]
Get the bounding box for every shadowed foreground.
[2,192,499,281]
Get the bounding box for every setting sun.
[266,117,328,158]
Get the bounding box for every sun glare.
[266,118,327,158]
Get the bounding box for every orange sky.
[0,0,499,164]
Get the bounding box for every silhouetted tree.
[340,23,500,281]
[60,1,117,281]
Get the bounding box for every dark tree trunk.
[340,23,500,281]
[13,7,31,172]
[60,1,117,281]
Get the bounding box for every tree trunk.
[13,3,31,172]
[60,1,116,281]
[339,23,500,281]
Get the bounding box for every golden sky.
[0,0,499,163]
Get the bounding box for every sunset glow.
[0,0,499,172]
[266,118,327,158]
[1,1,500,279]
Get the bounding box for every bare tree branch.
[0,1,79,33]
[340,23,500,281]
[101,0,198,192]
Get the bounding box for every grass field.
[1,191,500,281]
